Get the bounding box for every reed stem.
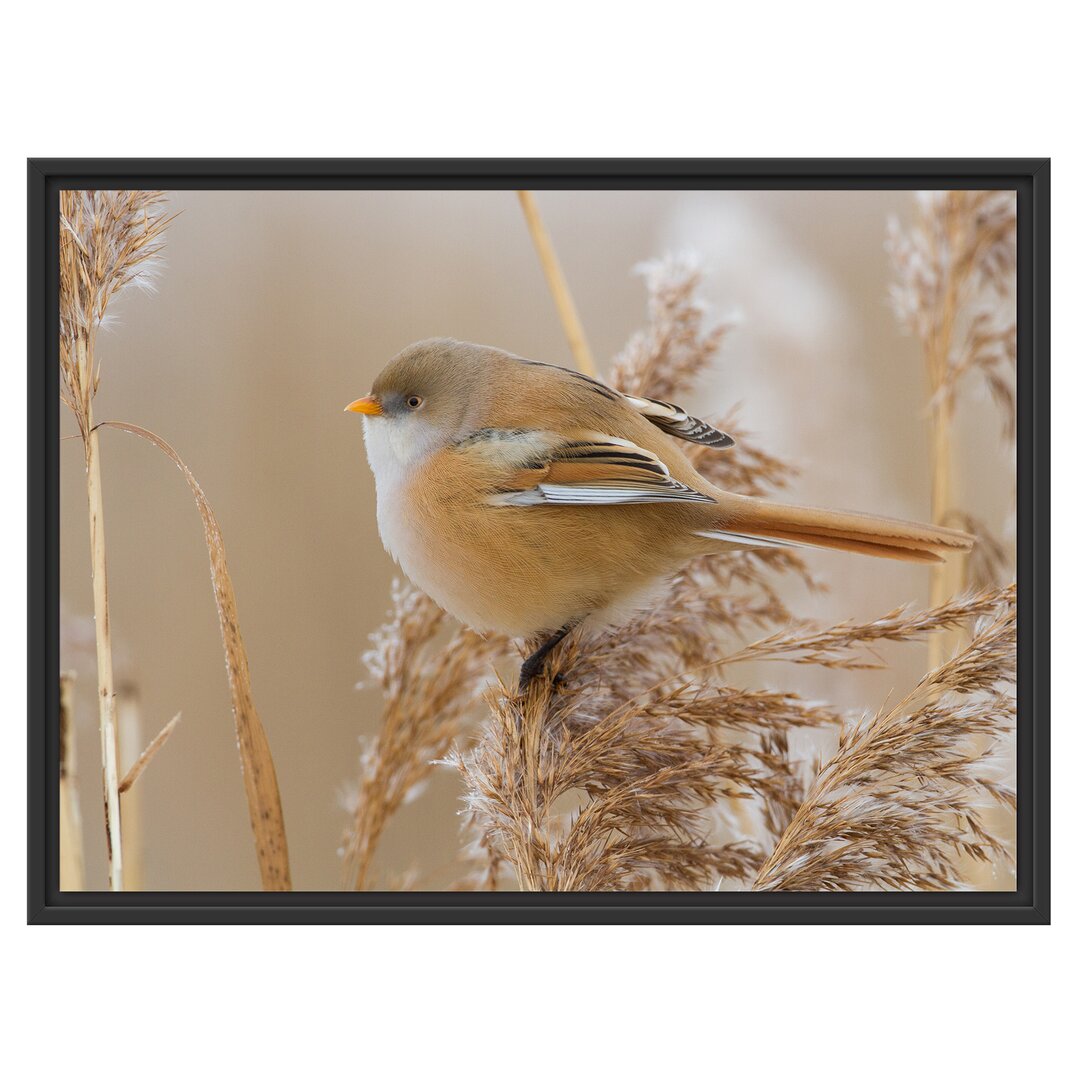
[117,688,144,890]
[926,266,966,671]
[59,672,85,890]
[80,336,124,890]
[517,190,598,377]
[85,434,124,889]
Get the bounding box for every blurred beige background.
[59,189,1015,891]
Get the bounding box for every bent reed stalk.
[60,191,291,890]
[104,422,292,890]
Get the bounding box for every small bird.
[347,339,973,688]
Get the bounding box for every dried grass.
[949,512,1013,591]
[60,189,292,891]
[55,191,1017,895]
[59,190,173,889]
[59,673,84,890]
[118,712,182,796]
[609,256,736,402]
[59,191,173,441]
[754,585,1016,891]
[887,190,1017,437]
[340,583,507,889]
[102,422,292,890]
[714,586,1009,670]
[887,191,1017,669]
[445,658,839,891]
[446,581,1014,892]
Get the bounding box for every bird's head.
[346,338,497,476]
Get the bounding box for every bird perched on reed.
[347,339,973,688]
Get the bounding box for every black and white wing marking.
[623,395,735,449]
[468,430,716,507]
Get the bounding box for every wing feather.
[623,395,735,449]
[455,429,715,507]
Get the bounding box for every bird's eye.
[406,395,423,409]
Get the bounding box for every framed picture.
[28,158,1049,923]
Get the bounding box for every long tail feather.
[701,494,975,564]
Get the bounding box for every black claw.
[517,655,545,692]
[517,623,575,692]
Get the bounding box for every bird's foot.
[517,624,574,693]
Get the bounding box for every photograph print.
[30,160,1047,922]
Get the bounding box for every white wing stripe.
[696,529,806,549]
[492,484,714,507]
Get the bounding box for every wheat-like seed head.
[609,255,737,402]
[340,582,507,889]
[754,585,1016,891]
[59,190,173,438]
[887,190,1017,438]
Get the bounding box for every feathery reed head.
[755,584,1016,891]
[887,190,1017,437]
[341,582,507,889]
[59,190,173,437]
[609,255,737,401]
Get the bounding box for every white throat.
[363,415,440,487]
[361,415,443,568]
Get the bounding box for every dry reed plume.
[447,574,1014,892]
[887,191,1017,668]
[609,256,737,402]
[446,650,836,890]
[340,583,507,889]
[60,192,291,890]
[887,191,1017,440]
[755,584,1016,890]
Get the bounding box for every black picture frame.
[28,158,1050,924]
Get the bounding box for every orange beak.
[344,395,382,416]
